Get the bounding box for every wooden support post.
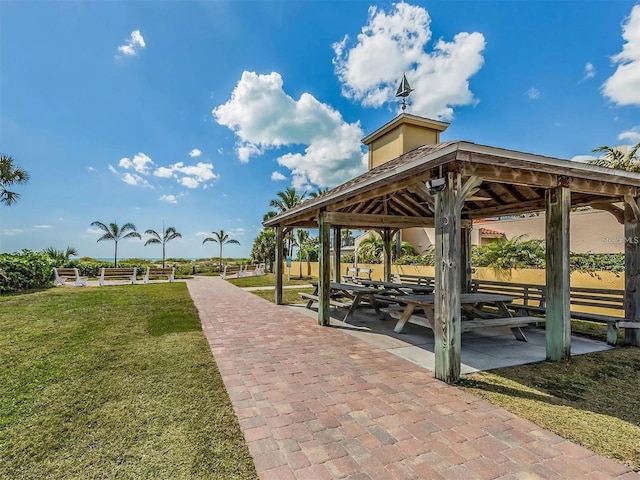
[624,199,640,346]
[333,227,341,283]
[460,224,472,293]
[275,226,284,305]
[318,211,331,326]
[383,228,392,282]
[434,172,462,383]
[545,183,571,360]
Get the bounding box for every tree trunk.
[162,243,166,269]
[114,241,118,268]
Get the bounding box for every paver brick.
[187,277,634,480]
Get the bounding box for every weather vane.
[395,73,414,112]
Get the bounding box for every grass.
[250,286,316,304]
[227,273,315,288]
[460,347,640,469]
[0,284,257,480]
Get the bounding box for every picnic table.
[390,293,543,341]
[358,279,434,296]
[303,282,385,324]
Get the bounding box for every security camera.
[426,178,446,194]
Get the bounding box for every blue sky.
[1,1,639,259]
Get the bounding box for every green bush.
[0,250,55,293]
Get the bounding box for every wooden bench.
[342,267,373,283]
[53,267,88,287]
[240,265,260,278]
[471,279,636,345]
[392,274,433,286]
[143,267,175,283]
[99,267,137,286]
[299,292,352,309]
[221,265,243,280]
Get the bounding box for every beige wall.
[287,262,623,290]
[473,209,624,253]
[402,124,439,153]
[369,130,402,169]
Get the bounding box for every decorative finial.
[395,73,414,111]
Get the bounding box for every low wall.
[287,261,624,290]
[288,262,625,318]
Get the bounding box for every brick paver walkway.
[187,276,637,479]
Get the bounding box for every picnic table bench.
[301,282,385,323]
[388,293,542,341]
[471,279,637,345]
[342,267,373,283]
[99,267,137,286]
[143,267,175,283]
[53,267,88,287]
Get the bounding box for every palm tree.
[294,229,310,278]
[144,225,182,268]
[309,187,329,198]
[90,221,142,267]
[0,154,30,206]
[202,230,240,273]
[251,229,276,273]
[265,187,308,257]
[43,246,78,266]
[588,143,640,173]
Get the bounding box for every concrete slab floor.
[289,304,613,374]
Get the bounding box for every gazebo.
[263,114,640,383]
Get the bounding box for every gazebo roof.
[263,140,640,229]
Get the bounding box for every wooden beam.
[591,202,625,224]
[333,227,341,283]
[461,226,472,293]
[624,195,640,222]
[434,172,462,383]
[467,198,547,218]
[545,185,572,360]
[383,228,392,283]
[322,211,470,229]
[318,212,331,326]
[275,226,284,305]
[624,200,640,346]
[461,162,639,197]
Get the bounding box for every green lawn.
[0,284,257,480]
[460,347,640,469]
[227,273,315,288]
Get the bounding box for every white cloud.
[332,3,485,120]
[86,227,104,235]
[2,228,23,236]
[154,166,173,178]
[195,231,211,237]
[525,87,541,100]
[159,194,179,204]
[87,166,97,172]
[580,62,595,83]
[117,29,146,56]
[213,71,366,188]
[602,5,640,106]
[571,155,597,163]
[153,161,218,188]
[189,149,202,157]
[271,171,287,181]
[119,152,154,174]
[618,126,640,143]
[33,225,52,229]
[180,177,200,189]
[108,164,118,174]
[122,172,152,188]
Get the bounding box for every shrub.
[0,249,55,293]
